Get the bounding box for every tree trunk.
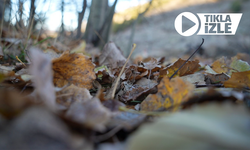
[60,0,65,34]
[28,0,36,30]
[76,0,87,39]
[18,0,24,28]
[98,0,118,48]
[84,0,118,48]
[0,0,4,21]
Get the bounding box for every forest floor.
[0,0,250,150]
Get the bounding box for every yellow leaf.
[224,71,250,88]
[211,56,230,74]
[141,77,194,111]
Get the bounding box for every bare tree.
[18,0,24,28]
[28,0,36,30]
[84,0,118,47]
[60,0,65,34]
[76,0,87,39]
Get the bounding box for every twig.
[15,56,26,67]
[195,84,223,88]
[111,44,136,99]
[169,38,204,80]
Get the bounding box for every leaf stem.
[169,38,204,80]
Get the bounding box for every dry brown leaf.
[52,51,96,89]
[139,58,161,71]
[224,71,250,88]
[141,77,194,111]
[235,53,250,64]
[66,97,111,131]
[117,78,157,103]
[0,89,31,119]
[0,106,74,150]
[56,84,92,110]
[99,42,126,69]
[160,58,200,78]
[29,48,56,109]
[205,73,229,84]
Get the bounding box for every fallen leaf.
[235,53,250,65]
[0,89,31,119]
[141,77,194,111]
[107,111,146,130]
[181,73,205,85]
[139,58,161,71]
[160,58,200,78]
[224,71,250,88]
[205,73,229,84]
[118,78,158,103]
[0,106,73,150]
[56,84,92,110]
[70,40,86,54]
[29,48,56,109]
[230,57,250,72]
[211,56,250,76]
[66,97,111,131]
[52,51,96,89]
[211,56,230,74]
[128,103,250,150]
[99,42,126,69]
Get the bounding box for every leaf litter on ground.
[0,37,250,150]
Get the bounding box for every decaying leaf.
[0,106,73,150]
[118,78,158,103]
[211,56,250,75]
[224,71,250,89]
[29,48,56,109]
[52,51,96,89]
[66,97,111,131]
[0,89,31,119]
[181,73,205,85]
[141,77,194,111]
[128,103,250,150]
[139,58,161,71]
[56,84,92,110]
[205,73,229,84]
[108,111,146,131]
[70,41,86,54]
[160,58,200,78]
[99,42,126,69]
[235,53,250,64]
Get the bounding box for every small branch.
[111,44,136,99]
[195,84,223,88]
[169,38,204,80]
[16,56,26,67]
